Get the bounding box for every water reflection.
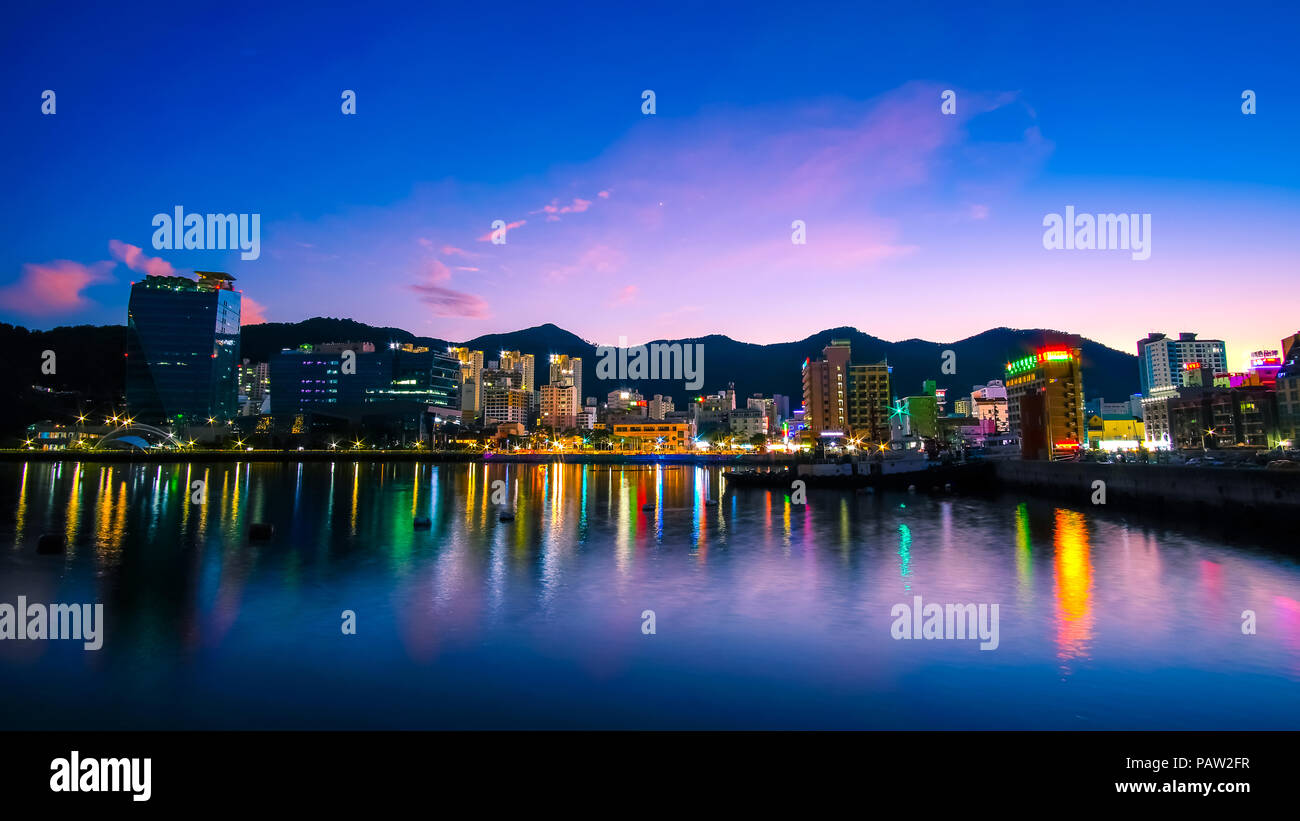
[0,460,1298,729]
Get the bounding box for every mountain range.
[0,318,1140,436]
[237,318,1140,405]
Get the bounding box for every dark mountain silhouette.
[242,318,1142,405]
[3,318,1140,438]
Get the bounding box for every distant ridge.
[238,318,1139,403]
[0,318,1140,438]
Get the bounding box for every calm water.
[0,460,1297,730]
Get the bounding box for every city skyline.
[3,3,1298,371]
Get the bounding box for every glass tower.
[125,271,241,425]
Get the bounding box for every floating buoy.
[641,503,654,511]
[36,533,64,554]
[907,484,916,493]
[413,516,431,529]
[249,522,275,540]
[498,510,515,522]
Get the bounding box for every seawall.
[992,460,1300,516]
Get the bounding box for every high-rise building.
[802,340,851,435]
[239,359,269,401]
[1137,332,1228,395]
[481,367,529,426]
[125,271,241,424]
[846,360,892,442]
[548,354,582,408]
[1005,346,1085,460]
[649,394,675,420]
[448,347,484,420]
[499,350,535,393]
[539,383,578,430]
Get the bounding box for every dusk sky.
[2,1,1297,369]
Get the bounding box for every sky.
[2,0,1297,369]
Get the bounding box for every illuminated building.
[1005,346,1085,460]
[1085,415,1145,448]
[901,392,938,439]
[609,421,691,452]
[239,359,269,402]
[846,359,892,442]
[269,343,458,416]
[953,398,972,416]
[971,380,1009,432]
[548,354,582,408]
[801,340,851,435]
[448,347,485,420]
[728,407,766,437]
[1277,332,1300,445]
[1247,349,1282,387]
[746,395,776,433]
[539,382,578,430]
[1137,332,1227,394]
[649,394,675,420]
[481,368,529,425]
[1167,386,1280,449]
[125,271,241,425]
[499,350,535,392]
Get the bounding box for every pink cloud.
[240,295,269,325]
[612,285,638,305]
[108,239,175,276]
[529,196,596,220]
[597,190,611,198]
[0,259,115,316]
[409,260,489,318]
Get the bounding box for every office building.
[125,271,241,425]
[269,342,459,420]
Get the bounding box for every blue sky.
[2,0,1297,365]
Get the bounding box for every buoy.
[944,483,952,491]
[498,510,515,522]
[907,484,916,493]
[641,503,654,511]
[36,533,64,554]
[249,522,275,540]
[704,498,717,506]
[413,516,431,529]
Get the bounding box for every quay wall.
[992,460,1300,515]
